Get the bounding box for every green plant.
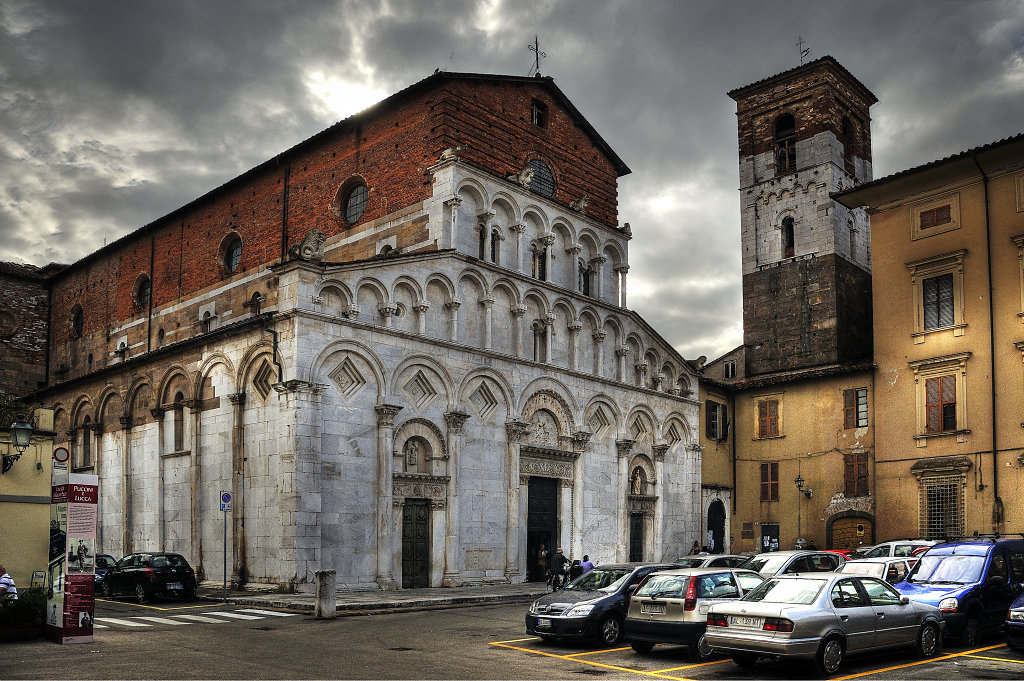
[0,586,46,626]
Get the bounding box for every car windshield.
[636,574,687,598]
[742,578,824,604]
[907,555,985,584]
[565,568,632,592]
[96,556,116,569]
[739,554,790,575]
[673,558,705,568]
[839,562,884,578]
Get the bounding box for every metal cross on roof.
[529,34,546,76]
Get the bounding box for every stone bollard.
[314,569,337,619]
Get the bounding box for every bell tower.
[728,56,877,376]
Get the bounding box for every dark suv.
[526,563,675,645]
[101,552,197,603]
[896,538,1024,646]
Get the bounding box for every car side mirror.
[899,595,910,605]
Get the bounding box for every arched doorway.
[828,514,875,551]
[707,499,726,554]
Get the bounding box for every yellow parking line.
[964,654,1024,664]
[832,643,1005,680]
[654,659,728,672]
[566,646,631,656]
[491,637,537,644]
[488,641,697,681]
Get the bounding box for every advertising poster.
[44,472,98,644]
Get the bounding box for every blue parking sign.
[220,491,232,511]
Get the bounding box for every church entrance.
[526,477,558,582]
[629,512,645,562]
[707,499,726,554]
[401,499,430,589]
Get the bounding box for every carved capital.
[443,194,463,209]
[119,416,133,431]
[444,410,471,434]
[344,304,360,318]
[445,300,462,312]
[566,244,582,255]
[590,255,608,266]
[519,475,530,486]
[480,297,495,309]
[89,423,103,435]
[688,443,706,453]
[653,444,669,462]
[511,304,527,318]
[273,380,328,396]
[539,233,556,246]
[568,321,583,332]
[378,303,398,317]
[505,419,530,443]
[413,301,431,314]
[476,209,496,222]
[614,264,630,274]
[149,407,165,419]
[615,346,630,357]
[375,403,404,427]
[572,430,592,452]
[616,439,635,458]
[592,331,607,342]
[181,398,199,410]
[228,393,247,406]
[510,222,527,235]
[634,362,648,374]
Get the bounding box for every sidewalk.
[197,581,548,615]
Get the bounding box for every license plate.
[730,615,763,628]
[166,582,183,590]
[641,603,666,614]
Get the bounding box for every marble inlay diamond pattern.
[469,382,498,420]
[329,357,366,401]
[666,423,682,446]
[630,417,648,442]
[588,406,611,438]
[252,360,273,401]
[404,370,438,411]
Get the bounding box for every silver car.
[672,555,749,569]
[705,573,943,675]
[859,540,936,559]
[737,550,846,577]
[625,567,765,660]
[839,557,917,584]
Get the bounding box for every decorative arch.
[522,288,551,316]
[491,278,522,307]
[628,454,656,495]
[354,277,391,305]
[662,414,692,449]
[126,381,155,427]
[519,385,579,442]
[601,239,626,267]
[577,230,600,258]
[458,368,515,419]
[391,275,423,302]
[550,218,577,249]
[424,273,456,301]
[456,268,491,299]
[391,354,456,411]
[583,394,621,440]
[455,178,488,207]
[490,192,521,224]
[194,353,237,398]
[308,339,388,399]
[521,206,551,233]
[393,417,448,475]
[158,366,193,406]
[551,297,578,323]
[317,280,355,315]
[70,394,95,428]
[602,316,624,344]
[624,404,658,443]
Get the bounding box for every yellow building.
[837,134,1024,539]
[0,407,55,589]
[697,373,736,554]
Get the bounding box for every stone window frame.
[843,387,868,429]
[706,398,728,441]
[218,231,243,277]
[753,393,783,440]
[908,352,971,446]
[1009,234,1024,322]
[331,175,370,227]
[531,98,548,129]
[1015,172,1024,213]
[132,273,152,312]
[70,304,84,339]
[906,249,967,343]
[911,192,960,241]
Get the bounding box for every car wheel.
[961,615,981,648]
[916,622,940,658]
[731,653,758,669]
[686,632,714,661]
[183,586,196,601]
[135,583,151,604]
[597,615,622,646]
[813,636,845,676]
[102,580,113,599]
[630,641,655,654]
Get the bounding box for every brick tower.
[728,56,876,376]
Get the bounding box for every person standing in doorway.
[536,544,548,582]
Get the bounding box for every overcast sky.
[2,1,1023,361]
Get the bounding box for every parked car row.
[526,538,1024,676]
[91,552,198,603]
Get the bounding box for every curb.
[197,591,545,615]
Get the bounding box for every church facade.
[7,72,702,590]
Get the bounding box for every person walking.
[689,541,701,555]
[0,564,18,600]
[580,555,594,572]
[548,547,569,590]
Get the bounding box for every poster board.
[44,472,98,644]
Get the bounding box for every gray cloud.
[2,0,1023,361]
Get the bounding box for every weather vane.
[529,34,546,76]
[797,36,810,65]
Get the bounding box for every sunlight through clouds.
[303,71,389,121]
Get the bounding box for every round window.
[526,159,555,198]
[135,276,152,310]
[343,183,368,224]
[224,235,242,274]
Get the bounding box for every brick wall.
[0,264,52,395]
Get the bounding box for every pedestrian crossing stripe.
[236,608,299,617]
[201,611,264,620]
[94,617,151,627]
[172,614,229,623]
[134,616,190,625]
[92,609,299,629]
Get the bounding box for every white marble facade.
[77,158,703,590]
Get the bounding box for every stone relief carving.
[437,145,466,163]
[507,165,535,188]
[288,229,326,262]
[520,456,573,480]
[569,194,589,214]
[529,409,560,447]
[393,473,450,508]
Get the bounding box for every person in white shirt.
[0,564,17,600]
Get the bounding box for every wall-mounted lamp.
[794,474,813,499]
[3,414,34,474]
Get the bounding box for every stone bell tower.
[728,56,877,376]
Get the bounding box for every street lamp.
[794,474,812,499]
[3,414,33,474]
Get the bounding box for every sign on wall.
[44,472,98,644]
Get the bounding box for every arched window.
[532,321,548,362]
[201,311,213,333]
[220,233,242,275]
[478,226,487,260]
[134,275,152,311]
[782,217,795,259]
[490,228,500,264]
[343,183,368,224]
[71,305,84,339]
[578,259,591,296]
[531,244,548,281]
[173,392,185,452]
[80,416,92,468]
[775,114,796,174]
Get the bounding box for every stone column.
[568,321,582,371]
[504,420,529,581]
[593,331,607,376]
[186,398,203,578]
[615,439,634,562]
[652,372,665,392]
[652,443,669,561]
[378,303,397,329]
[567,245,582,292]
[443,195,462,250]
[634,362,648,388]
[481,298,495,350]
[442,410,470,587]
[414,301,430,335]
[560,480,573,554]
[571,431,591,558]
[430,500,446,587]
[228,392,247,586]
[445,300,461,343]
[120,418,138,556]
[119,416,133,557]
[590,255,607,300]
[477,210,495,259]
[375,404,403,590]
[540,233,555,282]
[614,264,630,308]
[544,314,555,363]
[511,305,527,358]
[510,223,527,273]
[616,346,630,383]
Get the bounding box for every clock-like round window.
[526,159,555,198]
[343,183,368,224]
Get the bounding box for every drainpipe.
[279,162,291,262]
[972,155,1001,525]
[147,236,155,352]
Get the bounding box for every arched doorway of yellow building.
[826,511,875,551]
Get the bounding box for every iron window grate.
[918,474,964,540]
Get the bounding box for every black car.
[102,552,197,602]
[526,563,675,645]
[94,554,117,587]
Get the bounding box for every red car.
[824,548,853,559]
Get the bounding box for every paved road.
[3,599,1023,679]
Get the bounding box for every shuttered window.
[843,388,868,428]
[757,399,779,438]
[922,273,954,330]
[919,204,951,230]
[925,375,957,433]
[760,462,779,502]
[844,452,869,497]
